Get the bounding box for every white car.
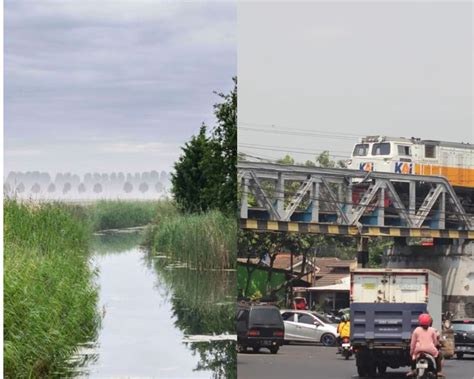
[280,310,338,346]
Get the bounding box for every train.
[347,136,474,190]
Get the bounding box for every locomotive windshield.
[372,143,391,156]
[353,144,369,156]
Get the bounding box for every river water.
[69,229,236,378]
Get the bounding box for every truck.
[350,268,442,377]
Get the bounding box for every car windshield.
[453,322,474,332]
[312,312,332,324]
[249,308,282,325]
[353,144,369,156]
[372,143,391,156]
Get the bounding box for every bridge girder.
[238,161,474,234]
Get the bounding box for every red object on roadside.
[292,297,308,310]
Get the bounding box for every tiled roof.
[312,273,349,287]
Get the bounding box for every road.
[238,344,474,379]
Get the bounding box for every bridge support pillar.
[357,237,369,268]
[385,240,474,318]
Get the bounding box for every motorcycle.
[341,337,352,360]
[415,352,437,378]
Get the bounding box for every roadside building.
[305,258,357,312]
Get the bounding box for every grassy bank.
[87,200,177,231]
[145,210,236,270]
[4,200,100,378]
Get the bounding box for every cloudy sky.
[5,1,236,175]
[238,2,473,164]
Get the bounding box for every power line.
[239,121,362,138]
[239,126,358,141]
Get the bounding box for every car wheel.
[269,347,279,354]
[456,352,464,359]
[321,333,336,346]
[252,346,260,353]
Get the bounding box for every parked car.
[280,310,338,346]
[452,318,474,359]
[236,303,285,354]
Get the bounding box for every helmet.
[342,314,349,322]
[418,313,432,327]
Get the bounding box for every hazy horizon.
[5,1,236,175]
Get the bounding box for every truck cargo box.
[350,268,442,331]
[351,302,427,345]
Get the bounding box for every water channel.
[69,229,236,378]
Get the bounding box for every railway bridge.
[238,161,474,317]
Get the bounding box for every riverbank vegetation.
[146,210,236,270]
[145,80,237,271]
[87,200,177,231]
[4,200,100,378]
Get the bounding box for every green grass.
[4,200,100,378]
[88,200,178,231]
[145,210,237,270]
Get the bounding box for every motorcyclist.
[337,314,351,353]
[406,313,444,377]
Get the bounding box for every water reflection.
[66,230,235,378]
[91,228,144,255]
[145,257,236,379]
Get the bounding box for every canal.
[69,229,236,378]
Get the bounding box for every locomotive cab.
[348,136,415,175]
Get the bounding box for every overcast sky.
[5,1,236,175]
[238,2,473,164]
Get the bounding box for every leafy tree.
[63,182,72,194]
[139,182,149,193]
[78,183,86,193]
[123,182,133,193]
[172,126,212,212]
[31,183,41,194]
[172,78,237,214]
[277,154,295,165]
[47,183,56,193]
[155,182,163,192]
[4,183,12,195]
[93,183,103,194]
[16,183,25,193]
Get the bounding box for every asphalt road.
[238,344,474,379]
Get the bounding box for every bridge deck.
[241,218,474,239]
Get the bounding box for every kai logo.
[395,162,413,174]
[359,162,373,172]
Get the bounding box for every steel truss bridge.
[238,161,474,239]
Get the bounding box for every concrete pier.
[385,239,474,318]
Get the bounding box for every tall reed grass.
[145,210,236,270]
[4,200,100,378]
[88,200,178,231]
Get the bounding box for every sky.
[238,2,473,164]
[5,1,236,175]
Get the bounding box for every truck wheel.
[377,363,387,375]
[357,365,367,377]
[367,362,376,377]
[236,343,245,353]
[269,346,279,354]
[456,352,464,359]
[252,346,260,353]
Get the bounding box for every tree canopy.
[171,78,236,214]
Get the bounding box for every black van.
[453,318,474,359]
[236,303,284,354]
